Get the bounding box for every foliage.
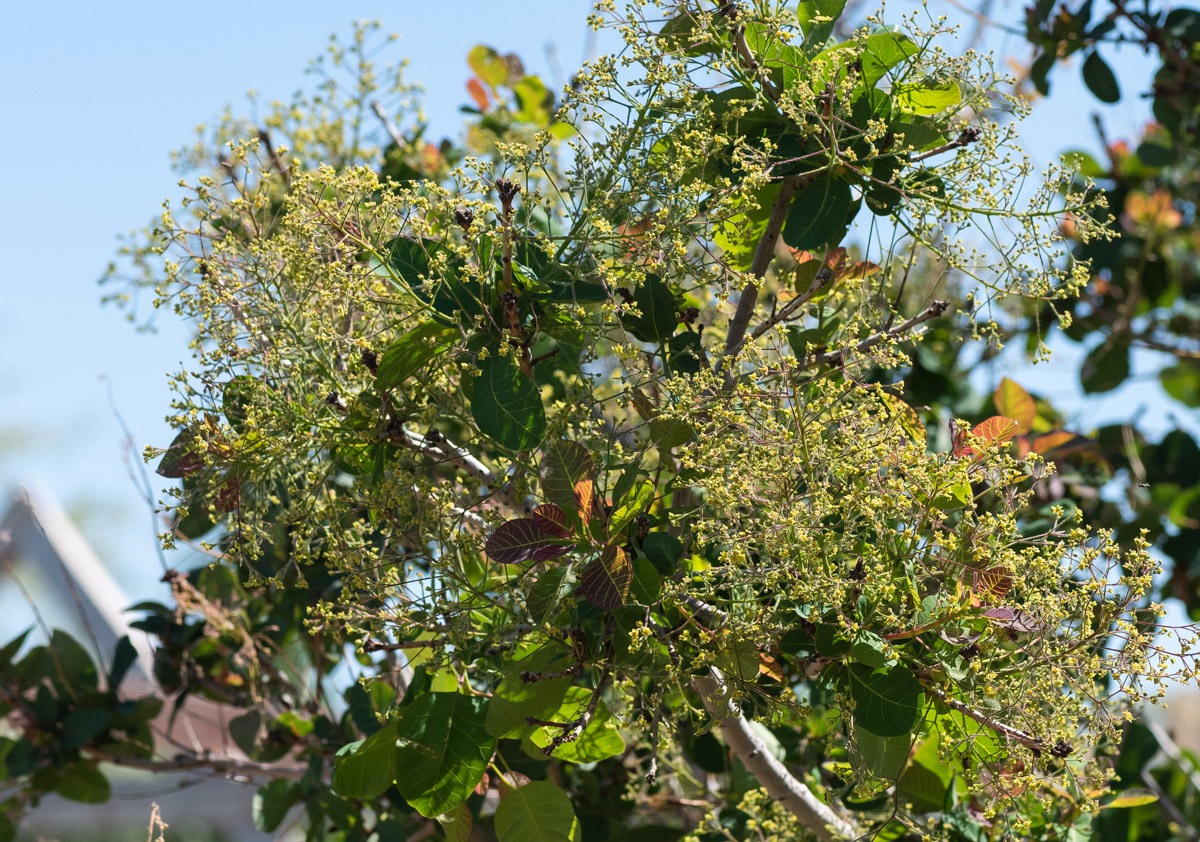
[4,4,1200,842]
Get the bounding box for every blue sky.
[0,1,1175,610]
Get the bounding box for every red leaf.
[954,416,1019,459]
[578,545,632,610]
[466,77,490,111]
[1031,430,1093,460]
[532,504,571,538]
[574,479,594,524]
[992,378,1036,435]
[540,441,594,515]
[484,518,562,564]
[974,566,1013,601]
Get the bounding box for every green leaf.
[897,759,947,811]
[579,545,633,610]
[222,375,258,432]
[852,730,911,778]
[894,81,961,114]
[469,45,510,90]
[486,645,574,739]
[610,480,655,536]
[438,801,475,842]
[715,638,759,683]
[857,32,919,86]
[642,532,683,575]
[626,274,677,343]
[540,441,594,514]
[54,762,111,804]
[108,635,138,691]
[1160,363,1200,407]
[1081,341,1130,394]
[472,353,546,450]
[649,417,695,450]
[0,629,31,671]
[797,0,849,52]
[60,709,112,749]
[528,567,569,624]
[850,631,892,669]
[253,779,297,832]
[332,721,398,799]
[230,709,265,756]
[515,75,553,126]
[387,236,435,286]
[1082,51,1120,103]
[842,664,924,736]
[495,781,580,842]
[50,630,98,691]
[782,175,852,251]
[525,688,626,762]
[715,183,780,272]
[377,322,460,389]
[394,692,494,818]
[1104,788,1159,809]
[631,558,662,605]
[816,623,852,657]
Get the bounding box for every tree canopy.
[4,2,1200,841]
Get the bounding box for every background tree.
[2,4,1198,842]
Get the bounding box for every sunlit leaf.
[992,378,1036,436]
[540,441,594,514]
[495,780,580,842]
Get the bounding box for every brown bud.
[360,348,378,374]
[454,206,475,231]
[496,178,521,208]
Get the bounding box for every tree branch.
[396,427,524,513]
[693,668,856,841]
[804,300,949,368]
[718,177,802,374]
[370,100,406,148]
[922,685,1046,752]
[89,749,310,782]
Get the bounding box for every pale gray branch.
[90,749,309,782]
[694,668,856,841]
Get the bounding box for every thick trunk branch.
[693,668,856,841]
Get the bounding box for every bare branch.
[718,177,802,374]
[89,749,309,782]
[804,300,949,368]
[396,427,524,513]
[909,127,982,163]
[694,668,857,841]
[922,685,1046,752]
[370,100,406,148]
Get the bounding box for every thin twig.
[922,685,1045,752]
[363,637,448,653]
[804,300,949,368]
[370,100,406,147]
[909,127,982,163]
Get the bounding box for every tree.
[4,4,1199,841]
